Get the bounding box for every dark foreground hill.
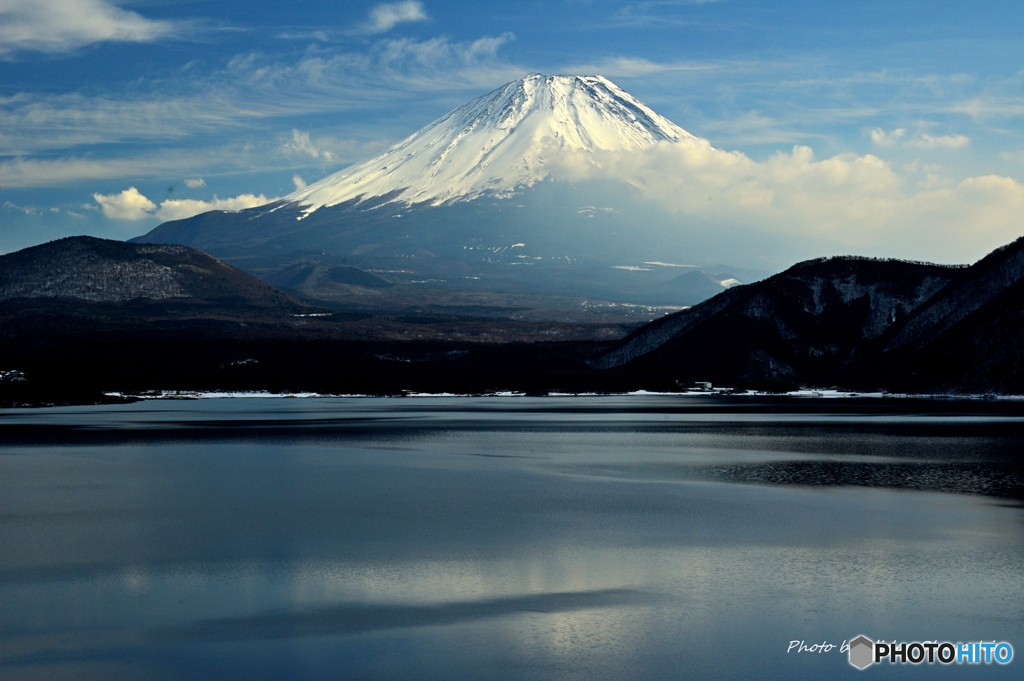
[879,236,1024,391]
[596,236,1024,392]
[0,236,304,310]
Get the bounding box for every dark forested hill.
[596,235,1024,392]
[0,236,303,308]
[594,256,962,387]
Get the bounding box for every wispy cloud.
[597,0,725,29]
[361,33,519,89]
[362,1,428,34]
[210,32,522,121]
[0,156,172,187]
[184,178,206,188]
[576,60,1014,152]
[559,56,714,78]
[948,96,1024,120]
[625,0,725,8]
[695,110,830,147]
[0,30,522,183]
[905,133,970,149]
[0,0,176,56]
[870,128,969,149]
[281,129,335,161]
[0,91,258,156]
[0,133,312,187]
[2,199,39,215]
[0,134,394,188]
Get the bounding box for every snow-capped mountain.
[288,74,695,211]
[134,75,764,314]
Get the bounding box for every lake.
[1,395,1023,679]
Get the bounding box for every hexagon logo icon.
[849,635,874,670]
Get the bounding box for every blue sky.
[2,0,1023,262]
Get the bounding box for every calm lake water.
[1,395,1023,679]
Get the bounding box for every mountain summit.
[289,74,694,211]
[134,75,754,314]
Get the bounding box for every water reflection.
[1,396,1023,679]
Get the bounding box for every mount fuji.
[290,74,693,210]
[133,75,763,315]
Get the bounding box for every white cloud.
[184,178,206,188]
[949,96,1024,120]
[0,135,390,188]
[0,91,244,156]
[3,200,39,215]
[0,153,218,188]
[905,133,970,149]
[364,1,428,34]
[0,0,175,55]
[292,174,307,191]
[92,187,274,222]
[869,128,906,147]
[554,139,1024,263]
[92,187,157,220]
[870,128,969,150]
[0,157,153,187]
[562,57,714,78]
[155,194,273,221]
[365,33,517,87]
[281,129,335,161]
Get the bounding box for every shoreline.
[102,388,1024,401]
[6,387,1024,410]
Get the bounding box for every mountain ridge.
[595,237,1024,391]
[287,74,694,211]
[0,236,304,310]
[884,235,1024,352]
[594,255,962,380]
[132,75,740,314]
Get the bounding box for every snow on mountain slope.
[286,74,694,212]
